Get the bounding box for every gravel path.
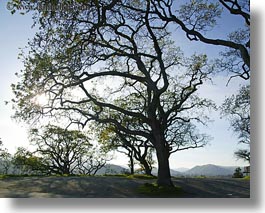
[0,176,250,198]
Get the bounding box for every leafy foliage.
[9,0,249,187]
[12,147,48,175]
[30,125,111,175]
[221,85,250,162]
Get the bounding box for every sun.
[32,93,49,106]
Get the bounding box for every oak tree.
[11,0,216,186]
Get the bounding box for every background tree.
[233,167,243,178]
[11,0,217,186]
[12,147,47,175]
[221,84,250,163]
[135,146,156,175]
[76,145,112,175]
[29,125,111,175]
[29,125,92,175]
[0,140,12,175]
[98,123,155,175]
[0,152,12,175]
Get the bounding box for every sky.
[0,0,249,170]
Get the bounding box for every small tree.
[0,152,12,175]
[30,125,92,175]
[0,140,12,175]
[30,125,111,175]
[233,167,243,178]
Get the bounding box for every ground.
[0,176,250,198]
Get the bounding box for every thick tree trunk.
[149,118,173,186]
[156,147,173,186]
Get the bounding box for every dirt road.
[0,176,250,198]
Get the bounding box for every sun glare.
[32,93,49,106]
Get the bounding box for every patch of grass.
[137,183,183,197]
[0,174,44,179]
[193,175,207,179]
[0,174,7,179]
[103,174,128,177]
[243,175,250,180]
[127,174,157,180]
[102,174,157,179]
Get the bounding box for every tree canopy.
[221,85,250,163]
[10,0,249,186]
[29,125,110,175]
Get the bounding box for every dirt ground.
[0,176,250,198]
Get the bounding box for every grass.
[103,173,157,180]
[127,174,157,180]
[103,174,128,177]
[0,174,44,179]
[242,175,250,180]
[137,183,184,197]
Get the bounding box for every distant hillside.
[95,164,128,175]
[174,167,189,173]
[151,168,182,176]
[0,160,242,177]
[183,164,238,177]
[89,164,241,177]
[170,169,183,176]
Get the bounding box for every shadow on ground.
[0,176,250,198]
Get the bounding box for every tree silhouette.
[149,0,250,80]
[10,0,234,186]
[98,124,155,175]
[221,85,250,163]
[29,125,111,175]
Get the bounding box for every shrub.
[233,167,243,178]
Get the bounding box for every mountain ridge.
[96,163,245,177]
[180,164,242,177]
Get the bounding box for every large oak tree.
[11,0,224,186]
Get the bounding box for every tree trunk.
[155,148,173,186]
[153,131,173,187]
[129,154,134,175]
[140,159,152,176]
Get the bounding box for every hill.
[95,164,128,175]
[183,164,238,177]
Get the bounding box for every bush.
[233,167,243,178]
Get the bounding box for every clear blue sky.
[0,0,249,169]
